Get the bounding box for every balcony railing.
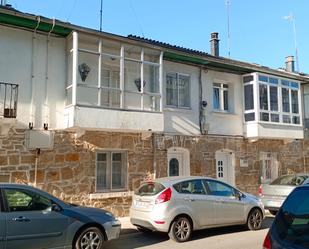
[0,82,18,118]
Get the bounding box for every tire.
[247,208,263,230]
[75,227,104,249]
[269,210,277,216]
[168,216,192,242]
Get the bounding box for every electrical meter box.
[25,130,54,150]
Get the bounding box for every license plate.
[135,200,149,208]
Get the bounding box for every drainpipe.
[44,19,55,130]
[199,67,208,135]
[29,16,41,128]
[152,133,157,179]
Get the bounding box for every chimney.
[210,32,219,56]
[1,0,7,6]
[285,56,295,72]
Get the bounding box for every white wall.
[0,26,66,129]
[163,61,244,136]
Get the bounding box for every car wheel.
[75,227,104,249]
[247,208,263,230]
[168,216,192,242]
[269,210,277,216]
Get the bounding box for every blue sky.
[8,0,309,73]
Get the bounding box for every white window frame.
[213,82,229,112]
[243,73,302,126]
[95,150,128,192]
[165,72,191,109]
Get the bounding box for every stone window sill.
[90,191,133,199]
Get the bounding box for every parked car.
[263,185,309,249]
[259,174,309,215]
[0,183,121,249]
[130,176,264,242]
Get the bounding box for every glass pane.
[77,86,98,106]
[79,33,100,52]
[143,95,160,111]
[5,189,32,210]
[124,92,141,110]
[97,161,107,190]
[291,90,299,114]
[292,116,300,124]
[178,75,190,107]
[223,90,228,111]
[245,113,255,122]
[78,51,99,85]
[283,115,291,124]
[124,60,141,92]
[260,112,269,121]
[101,88,121,108]
[213,88,219,109]
[102,39,121,56]
[258,75,268,82]
[271,114,279,123]
[244,84,254,110]
[206,181,234,197]
[269,77,278,84]
[144,64,159,94]
[101,55,120,88]
[166,73,178,106]
[67,51,73,86]
[112,153,125,189]
[290,82,299,89]
[259,84,268,110]
[282,88,290,112]
[144,48,160,63]
[282,80,290,86]
[270,86,278,111]
[97,153,106,161]
[243,75,254,83]
[169,158,179,176]
[124,45,141,60]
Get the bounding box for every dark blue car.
[263,185,309,249]
[0,183,121,249]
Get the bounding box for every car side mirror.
[235,191,242,201]
[51,203,62,212]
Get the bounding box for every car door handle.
[184,197,195,202]
[12,216,31,222]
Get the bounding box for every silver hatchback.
[130,176,264,242]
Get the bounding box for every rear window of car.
[135,182,165,196]
[270,175,308,186]
[273,187,309,247]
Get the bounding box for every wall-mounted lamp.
[29,122,33,130]
[134,78,146,92]
[78,63,91,82]
[43,123,48,130]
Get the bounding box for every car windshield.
[135,182,165,196]
[274,188,309,247]
[270,175,308,186]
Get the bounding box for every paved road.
[105,216,274,249]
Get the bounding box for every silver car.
[130,176,264,242]
[259,174,309,215]
[0,183,121,249]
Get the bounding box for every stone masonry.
[0,129,308,216]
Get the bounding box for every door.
[3,187,69,249]
[205,180,245,225]
[168,153,183,176]
[174,179,215,226]
[216,151,235,186]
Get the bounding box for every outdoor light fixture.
[134,78,146,92]
[29,122,33,130]
[43,123,48,130]
[78,63,91,82]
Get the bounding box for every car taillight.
[258,185,263,196]
[155,187,172,204]
[263,232,271,249]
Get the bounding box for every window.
[169,158,179,176]
[173,180,206,195]
[213,83,229,111]
[166,73,190,108]
[243,74,301,125]
[4,189,51,212]
[96,151,127,192]
[260,152,278,184]
[205,180,235,197]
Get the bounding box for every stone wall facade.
[0,129,308,216]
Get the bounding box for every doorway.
[167,147,190,177]
[215,150,235,186]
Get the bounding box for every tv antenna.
[100,0,103,31]
[225,0,231,58]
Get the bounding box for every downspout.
[199,67,208,135]
[29,16,41,128]
[152,133,157,179]
[44,18,55,129]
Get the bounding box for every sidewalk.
[118,216,138,235]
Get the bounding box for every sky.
[6,0,309,73]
